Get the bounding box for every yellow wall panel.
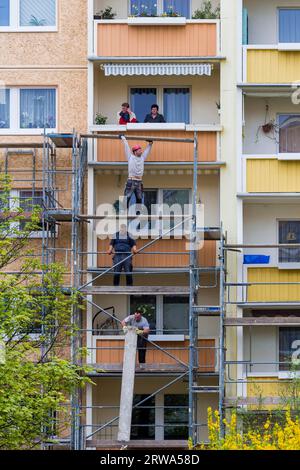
[247,50,300,83]
[248,268,300,302]
[247,377,291,410]
[247,159,300,193]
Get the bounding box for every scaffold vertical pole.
[189,131,198,445]
[219,229,226,438]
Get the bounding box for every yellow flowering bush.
[201,407,300,450]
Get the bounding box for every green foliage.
[95,113,108,125]
[95,6,116,19]
[0,175,91,449]
[193,1,220,19]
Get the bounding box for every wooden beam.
[225,317,300,327]
[80,286,190,295]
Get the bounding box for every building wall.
[244,327,278,373]
[243,97,300,155]
[94,73,221,125]
[244,0,300,45]
[244,203,300,263]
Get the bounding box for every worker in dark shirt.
[144,104,166,123]
[108,224,137,286]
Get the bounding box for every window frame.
[277,219,300,268]
[128,0,191,18]
[277,7,300,47]
[129,294,189,336]
[0,0,58,32]
[128,85,192,124]
[0,87,57,135]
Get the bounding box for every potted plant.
[95,113,108,125]
[94,6,116,20]
[192,1,220,19]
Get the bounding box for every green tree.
[0,175,90,449]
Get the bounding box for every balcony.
[97,238,217,269]
[92,337,216,373]
[94,127,220,163]
[247,268,300,303]
[246,159,300,193]
[244,48,300,84]
[243,1,300,83]
[95,20,219,58]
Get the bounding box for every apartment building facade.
[1,0,299,451]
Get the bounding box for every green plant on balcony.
[130,3,156,17]
[94,6,116,20]
[161,6,181,17]
[192,1,220,19]
[95,113,108,125]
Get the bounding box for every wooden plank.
[89,439,187,449]
[80,286,190,295]
[225,317,300,326]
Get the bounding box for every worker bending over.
[108,224,137,286]
[120,135,153,209]
[122,307,150,365]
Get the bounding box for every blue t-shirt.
[110,232,136,253]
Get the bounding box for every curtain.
[163,88,190,123]
[0,89,9,128]
[279,221,300,263]
[20,0,56,26]
[20,89,56,129]
[279,9,300,43]
[163,0,190,17]
[279,115,300,153]
[0,0,9,26]
[130,88,157,122]
[130,0,157,16]
[279,328,300,371]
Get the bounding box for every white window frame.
[0,87,57,135]
[277,219,300,269]
[128,85,192,124]
[277,7,300,50]
[0,0,58,32]
[128,0,191,18]
[277,113,300,160]
[278,326,300,373]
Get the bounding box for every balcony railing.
[95,20,219,58]
[243,46,300,83]
[245,157,300,193]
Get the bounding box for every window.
[131,395,155,440]
[0,0,56,29]
[164,395,188,439]
[279,9,300,43]
[163,1,190,18]
[0,0,9,26]
[279,328,300,371]
[279,221,300,263]
[279,115,300,154]
[130,295,157,332]
[163,296,189,334]
[19,190,44,232]
[130,0,157,17]
[130,0,191,17]
[20,0,56,27]
[129,87,191,123]
[0,88,57,133]
[130,295,189,335]
[130,88,157,123]
[163,88,190,123]
[0,89,10,129]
